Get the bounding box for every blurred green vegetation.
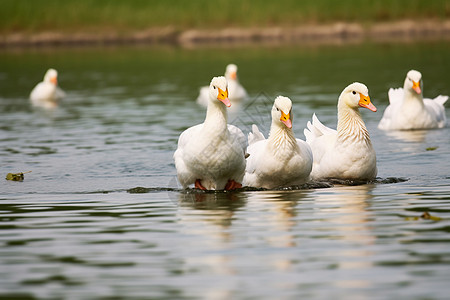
[1,0,449,34]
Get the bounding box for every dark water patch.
[40,254,86,265]
[324,177,409,186]
[22,274,83,286]
[376,177,409,184]
[127,186,181,193]
[126,178,405,195]
[4,147,21,154]
[275,182,333,190]
[6,238,51,246]
[0,293,36,300]
[27,146,57,156]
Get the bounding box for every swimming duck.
[243,96,313,189]
[378,70,448,130]
[197,64,247,107]
[304,82,377,181]
[174,76,246,190]
[30,68,65,108]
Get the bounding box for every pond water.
[1,42,450,299]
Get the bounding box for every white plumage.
[243,96,313,189]
[197,64,247,107]
[174,76,246,190]
[378,70,448,130]
[30,68,65,109]
[304,82,378,181]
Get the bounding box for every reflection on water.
[178,191,246,229]
[384,129,428,143]
[314,184,376,287]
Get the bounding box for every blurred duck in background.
[30,68,65,109]
[378,70,448,130]
[197,64,247,107]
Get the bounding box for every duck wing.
[424,95,448,127]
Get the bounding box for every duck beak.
[50,76,58,85]
[230,72,237,80]
[217,87,231,107]
[280,110,292,128]
[358,93,377,112]
[412,81,421,94]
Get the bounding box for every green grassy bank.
[1,0,449,34]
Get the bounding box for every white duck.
[304,82,378,181]
[196,64,247,107]
[30,68,65,108]
[243,96,313,189]
[174,76,246,190]
[378,70,448,130]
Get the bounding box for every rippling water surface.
[1,42,450,299]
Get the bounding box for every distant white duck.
[30,68,65,108]
[174,76,246,190]
[243,96,313,189]
[304,82,378,181]
[378,70,448,130]
[197,64,247,107]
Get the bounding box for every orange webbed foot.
[195,179,207,190]
[224,180,242,190]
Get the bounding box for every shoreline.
[1,20,450,49]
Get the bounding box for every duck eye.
[352,91,356,95]
[213,86,216,89]
[276,108,279,111]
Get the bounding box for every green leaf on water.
[5,171,31,181]
[420,211,442,221]
[405,211,442,221]
[426,147,438,151]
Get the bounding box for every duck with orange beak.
[196,64,247,107]
[174,76,246,190]
[30,68,65,109]
[378,70,448,130]
[304,82,378,181]
[243,96,313,189]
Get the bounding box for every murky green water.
[1,42,450,299]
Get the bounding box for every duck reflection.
[177,191,247,278]
[178,190,247,235]
[246,190,310,248]
[384,129,427,143]
[245,189,312,272]
[313,184,376,282]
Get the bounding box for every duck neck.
[403,89,424,107]
[337,104,370,144]
[268,122,297,152]
[204,100,228,132]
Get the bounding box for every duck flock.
[30,65,448,191]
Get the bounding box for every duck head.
[209,76,231,107]
[339,82,377,112]
[225,64,238,81]
[44,68,58,86]
[272,96,293,129]
[404,70,422,95]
